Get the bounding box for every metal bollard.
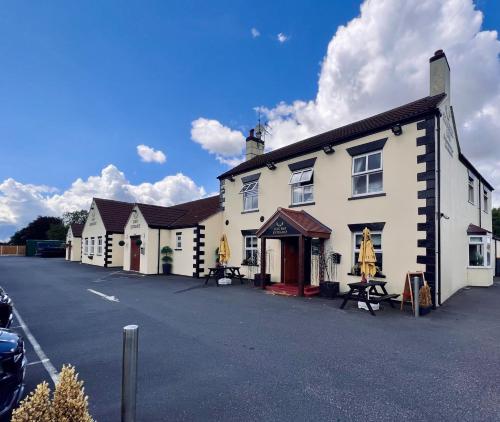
[122,325,139,422]
[412,277,420,318]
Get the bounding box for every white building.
[65,223,83,262]
[123,196,222,277]
[81,198,134,268]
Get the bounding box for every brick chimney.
[245,128,265,161]
[430,49,450,102]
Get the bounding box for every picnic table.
[204,266,245,286]
[340,280,399,316]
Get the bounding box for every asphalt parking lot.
[1,257,499,421]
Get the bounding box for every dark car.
[0,329,26,419]
[0,288,13,329]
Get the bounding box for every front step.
[265,283,320,297]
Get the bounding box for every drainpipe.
[157,229,161,274]
[436,112,442,306]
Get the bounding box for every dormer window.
[240,181,259,211]
[289,168,314,205]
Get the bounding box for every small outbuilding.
[65,223,83,261]
[123,196,222,276]
[81,198,134,267]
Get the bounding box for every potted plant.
[135,239,142,247]
[241,258,249,266]
[161,246,173,275]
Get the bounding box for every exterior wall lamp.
[391,124,403,136]
[266,162,277,170]
[322,144,335,154]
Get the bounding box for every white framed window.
[352,151,383,196]
[289,168,314,205]
[240,181,259,211]
[97,237,103,256]
[243,235,258,265]
[176,233,182,250]
[483,189,488,213]
[90,237,95,255]
[468,235,491,268]
[84,238,88,255]
[353,231,383,271]
[468,172,475,204]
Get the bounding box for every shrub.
[11,382,52,422]
[12,365,94,422]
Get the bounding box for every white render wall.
[65,227,81,262]
[81,202,107,267]
[221,122,427,296]
[199,212,223,274]
[439,103,493,300]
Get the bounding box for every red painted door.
[282,237,299,284]
[130,236,140,271]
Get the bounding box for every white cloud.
[251,27,260,38]
[194,0,500,205]
[136,144,166,164]
[0,165,207,238]
[277,33,289,43]
[190,117,245,165]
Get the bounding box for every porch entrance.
[256,207,331,297]
[130,236,141,271]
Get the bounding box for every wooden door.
[130,236,140,271]
[68,241,72,260]
[282,237,299,284]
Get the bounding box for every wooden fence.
[0,245,26,256]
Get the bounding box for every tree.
[62,210,88,226]
[9,216,63,245]
[493,207,500,238]
[46,223,67,241]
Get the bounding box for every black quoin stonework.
[416,116,437,303]
[104,232,113,268]
[192,225,206,278]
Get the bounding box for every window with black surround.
[468,235,491,267]
[352,151,383,196]
[243,235,258,265]
[175,232,182,250]
[289,168,314,205]
[240,181,259,211]
[97,237,103,256]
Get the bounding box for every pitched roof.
[70,223,84,237]
[94,198,135,233]
[467,224,491,235]
[137,195,221,229]
[219,93,446,180]
[256,207,331,239]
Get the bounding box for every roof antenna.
[255,111,271,142]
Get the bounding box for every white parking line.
[87,288,120,302]
[27,358,49,366]
[13,309,59,384]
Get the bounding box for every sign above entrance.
[262,217,300,237]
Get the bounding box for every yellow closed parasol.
[218,234,231,265]
[358,227,377,279]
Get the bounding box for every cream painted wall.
[439,104,493,301]
[201,212,223,274]
[65,227,81,262]
[171,228,195,276]
[108,234,125,268]
[81,201,107,267]
[222,123,427,295]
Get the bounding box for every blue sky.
[1,0,500,240]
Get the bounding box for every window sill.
[348,193,386,201]
[347,272,386,278]
[289,202,315,208]
[241,264,259,267]
[241,209,259,214]
[467,266,491,269]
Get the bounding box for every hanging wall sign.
[262,217,300,237]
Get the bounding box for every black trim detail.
[241,229,257,236]
[416,116,437,305]
[346,138,387,156]
[348,222,385,232]
[241,173,261,183]
[348,193,386,201]
[288,157,317,171]
[192,224,206,278]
